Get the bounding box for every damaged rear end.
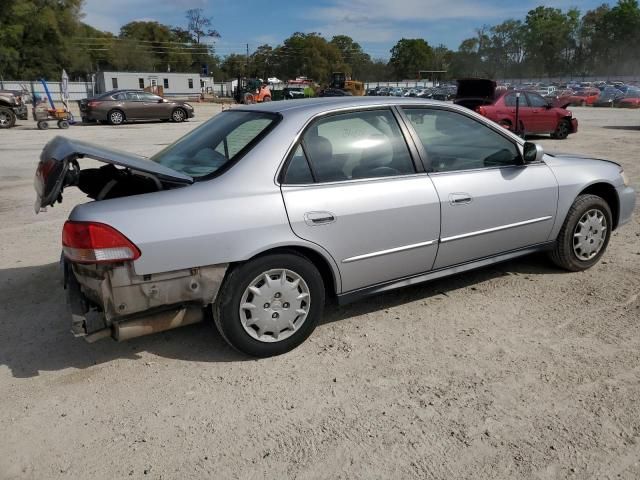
[35,136,227,342]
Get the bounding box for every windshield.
[150,111,279,178]
[623,88,640,98]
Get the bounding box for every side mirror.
[523,142,544,163]
[158,98,164,103]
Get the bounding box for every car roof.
[234,96,449,118]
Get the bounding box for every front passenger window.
[403,108,521,172]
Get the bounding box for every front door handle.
[304,211,336,226]
[449,193,472,206]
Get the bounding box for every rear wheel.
[108,109,125,125]
[171,108,186,122]
[549,194,612,271]
[57,120,69,129]
[498,119,512,131]
[37,120,49,130]
[213,252,325,357]
[552,119,571,139]
[0,108,16,128]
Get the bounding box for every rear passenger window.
[504,93,528,107]
[302,109,414,182]
[213,118,273,159]
[283,145,314,184]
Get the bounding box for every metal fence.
[0,80,95,102]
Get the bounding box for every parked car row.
[366,85,457,99]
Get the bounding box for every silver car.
[34,97,636,357]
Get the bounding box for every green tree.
[523,6,581,76]
[221,53,249,78]
[389,39,434,79]
[272,33,344,82]
[0,0,84,79]
[329,35,371,79]
[249,44,274,78]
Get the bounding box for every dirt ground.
[0,104,639,480]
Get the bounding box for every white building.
[96,71,206,97]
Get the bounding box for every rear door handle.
[449,193,472,205]
[304,211,336,226]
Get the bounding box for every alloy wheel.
[173,109,185,122]
[110,111,123,124]
[239,269,311,343]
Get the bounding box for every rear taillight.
[62,221,141,264]
[87,101,102,108]
[475,106,487,116]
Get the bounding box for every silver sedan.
[34,97,636,356]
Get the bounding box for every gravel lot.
[0,104,639,479]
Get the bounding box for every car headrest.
[305,135,332,163]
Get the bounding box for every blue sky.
[83,0,606,59]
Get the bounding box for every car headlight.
[621,169,629,187]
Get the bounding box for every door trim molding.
[337,241,555,304]
[440,216,553,243]
[342,239,437,264]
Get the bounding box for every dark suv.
[79,89,195,125]
[0,90,29,128]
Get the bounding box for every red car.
[567,88,600,106]
[455,79,578,139]
[617,89,640,108]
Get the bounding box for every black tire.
[549,194,612,271]
[37,120,49,130]
[0,107,16,128]
[213,252,325,357]
[552,119,571,139]
[57,120,69,129]
[108,109,125,125]
[171,108,186,123]
[498,119,512,131]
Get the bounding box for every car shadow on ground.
[321,252,562,325]
[602,125,640,131]
[0,254,565,378]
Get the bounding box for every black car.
[318,88,353,97]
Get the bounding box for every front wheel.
[549,194,612,271]
[0,108,16,128]
[552,119,571,139]
[213,252,325,357]
[171,108,186,122]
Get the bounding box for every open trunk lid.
[34,136,193,213]
[454,78,497,110]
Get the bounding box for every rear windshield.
[150,111,279,178]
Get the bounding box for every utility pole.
[246,43,250,75]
